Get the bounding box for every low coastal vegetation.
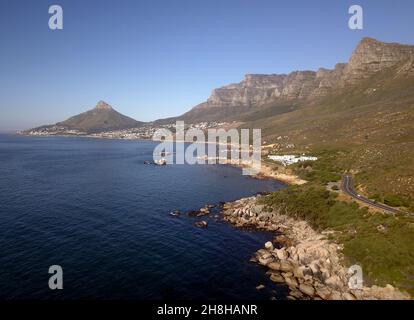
[221,194,410,299]
[287,148,414,212]
[289,149,344,185]
[258,179,414,295]
[255,142,414,296]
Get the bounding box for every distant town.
[21,121,228,140]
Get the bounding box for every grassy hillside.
[249,65,414,294]
[244,66,414,210]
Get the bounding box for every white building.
[268,155,318,166]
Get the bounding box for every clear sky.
[1,0,414,130]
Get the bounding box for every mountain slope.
[28,101,143,134]
[249,64,414,210]
[157,37,414,210]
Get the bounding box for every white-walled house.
[268,155,318,166]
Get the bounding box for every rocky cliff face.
[94,100,113,110]
[311,64,347,98]
[340,38,414,85]
[191,38,414,113]
[203,74,286,108]
[281,71,318,100]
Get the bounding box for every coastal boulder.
[269,272,285,283]
[279,261,293,272]
[265,241,274,250]
[299,284,315,297]
[197,207,210,216]
[309,261,321,277]
[267,261,282,271]
[324,275,343,289]
[315,286,332,300]
[283,274,299,288]
[194,221,208,228]
[293,266,312,279]
[258,254,274,266]
[256,284,265,290]
[274,248,288,260]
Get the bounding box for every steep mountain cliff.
[340,37,414,85]
[177,38,414,123]
[171,37,414,206]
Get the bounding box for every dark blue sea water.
[0,134,287,300]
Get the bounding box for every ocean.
[0,134,287,299]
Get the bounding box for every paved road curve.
[341,175,412,216]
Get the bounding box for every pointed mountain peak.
[95,100,113,110]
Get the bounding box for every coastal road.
[341,175,412,216]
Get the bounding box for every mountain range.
[26,37,414,133]
[23,37,414,206]
[170,37,414,123]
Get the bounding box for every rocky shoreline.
[214,195,410,300]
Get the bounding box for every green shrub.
[384,194,409,207]
[369,193,382,202]
[259,185,414,295]
[291,150,343,184]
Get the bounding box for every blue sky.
[1,0,414,130]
